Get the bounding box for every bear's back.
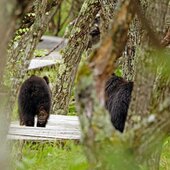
[18,75,51,116]
[105,74,133,132]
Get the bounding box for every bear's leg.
[37,106,49,127]
[24,115,35,126]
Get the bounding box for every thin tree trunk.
[52,0,100,115]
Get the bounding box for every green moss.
[58,64,66,76]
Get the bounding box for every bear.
[105,74,133,133]
[18,75,52,127]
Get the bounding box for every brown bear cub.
[18,75,52,127]
[105,74,133,132]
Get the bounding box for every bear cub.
[105,74,133,133]
[18,75,52,127]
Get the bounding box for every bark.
[70,0,85,19]
[76,0,136,169]
[77,0,170,169]
[125,0,170,169]
[52,0,101,115]
[122,18,139,81]
[99,0,117,40]
[99,0,137,81]
[127,0,169,126]
[6,0,62,113]
[90,0,136,102]
[0,1,33,169]
[99,0,137,82]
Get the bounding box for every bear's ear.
[43,76,49,85]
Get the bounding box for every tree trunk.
[121,18,139,81]
[125,0,170,169]
[6,0,62,114]
[52,0,101,115]
[70,0,85,19]
[76,0,136,169]
[0,1,33,169]
[99,0,117,40]
[127,0,169,127]
[76,0,170,169]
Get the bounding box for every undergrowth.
[10,141,88,170]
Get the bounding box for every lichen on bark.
[52,0,101,115]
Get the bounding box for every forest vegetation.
[0,0,169,170]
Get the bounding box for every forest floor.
[10,130,170,170]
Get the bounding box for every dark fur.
[18,75,52,127]
[105,74,133,132]
[43,76,50,85]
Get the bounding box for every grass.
[160,137,170,170]
[10,136,170,170]
[10,141,88,170]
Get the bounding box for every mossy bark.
[52,0,101,115]
[127,0,169,126]
[124,0,170,169]
[99,0,117,40]
[121,18,139,81]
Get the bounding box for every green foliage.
[45,0,71,36]
[10,137,170,170]
[99,141,138,170]
[115,67,123,77]
[68,96,77,116]
[58,1,72,36]
[160,137,170,170]
[10,141,88,170]
[34,49,48,57]
[153,49,170,79]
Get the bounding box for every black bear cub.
[105,74,133,133]
[18,75,52,127]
